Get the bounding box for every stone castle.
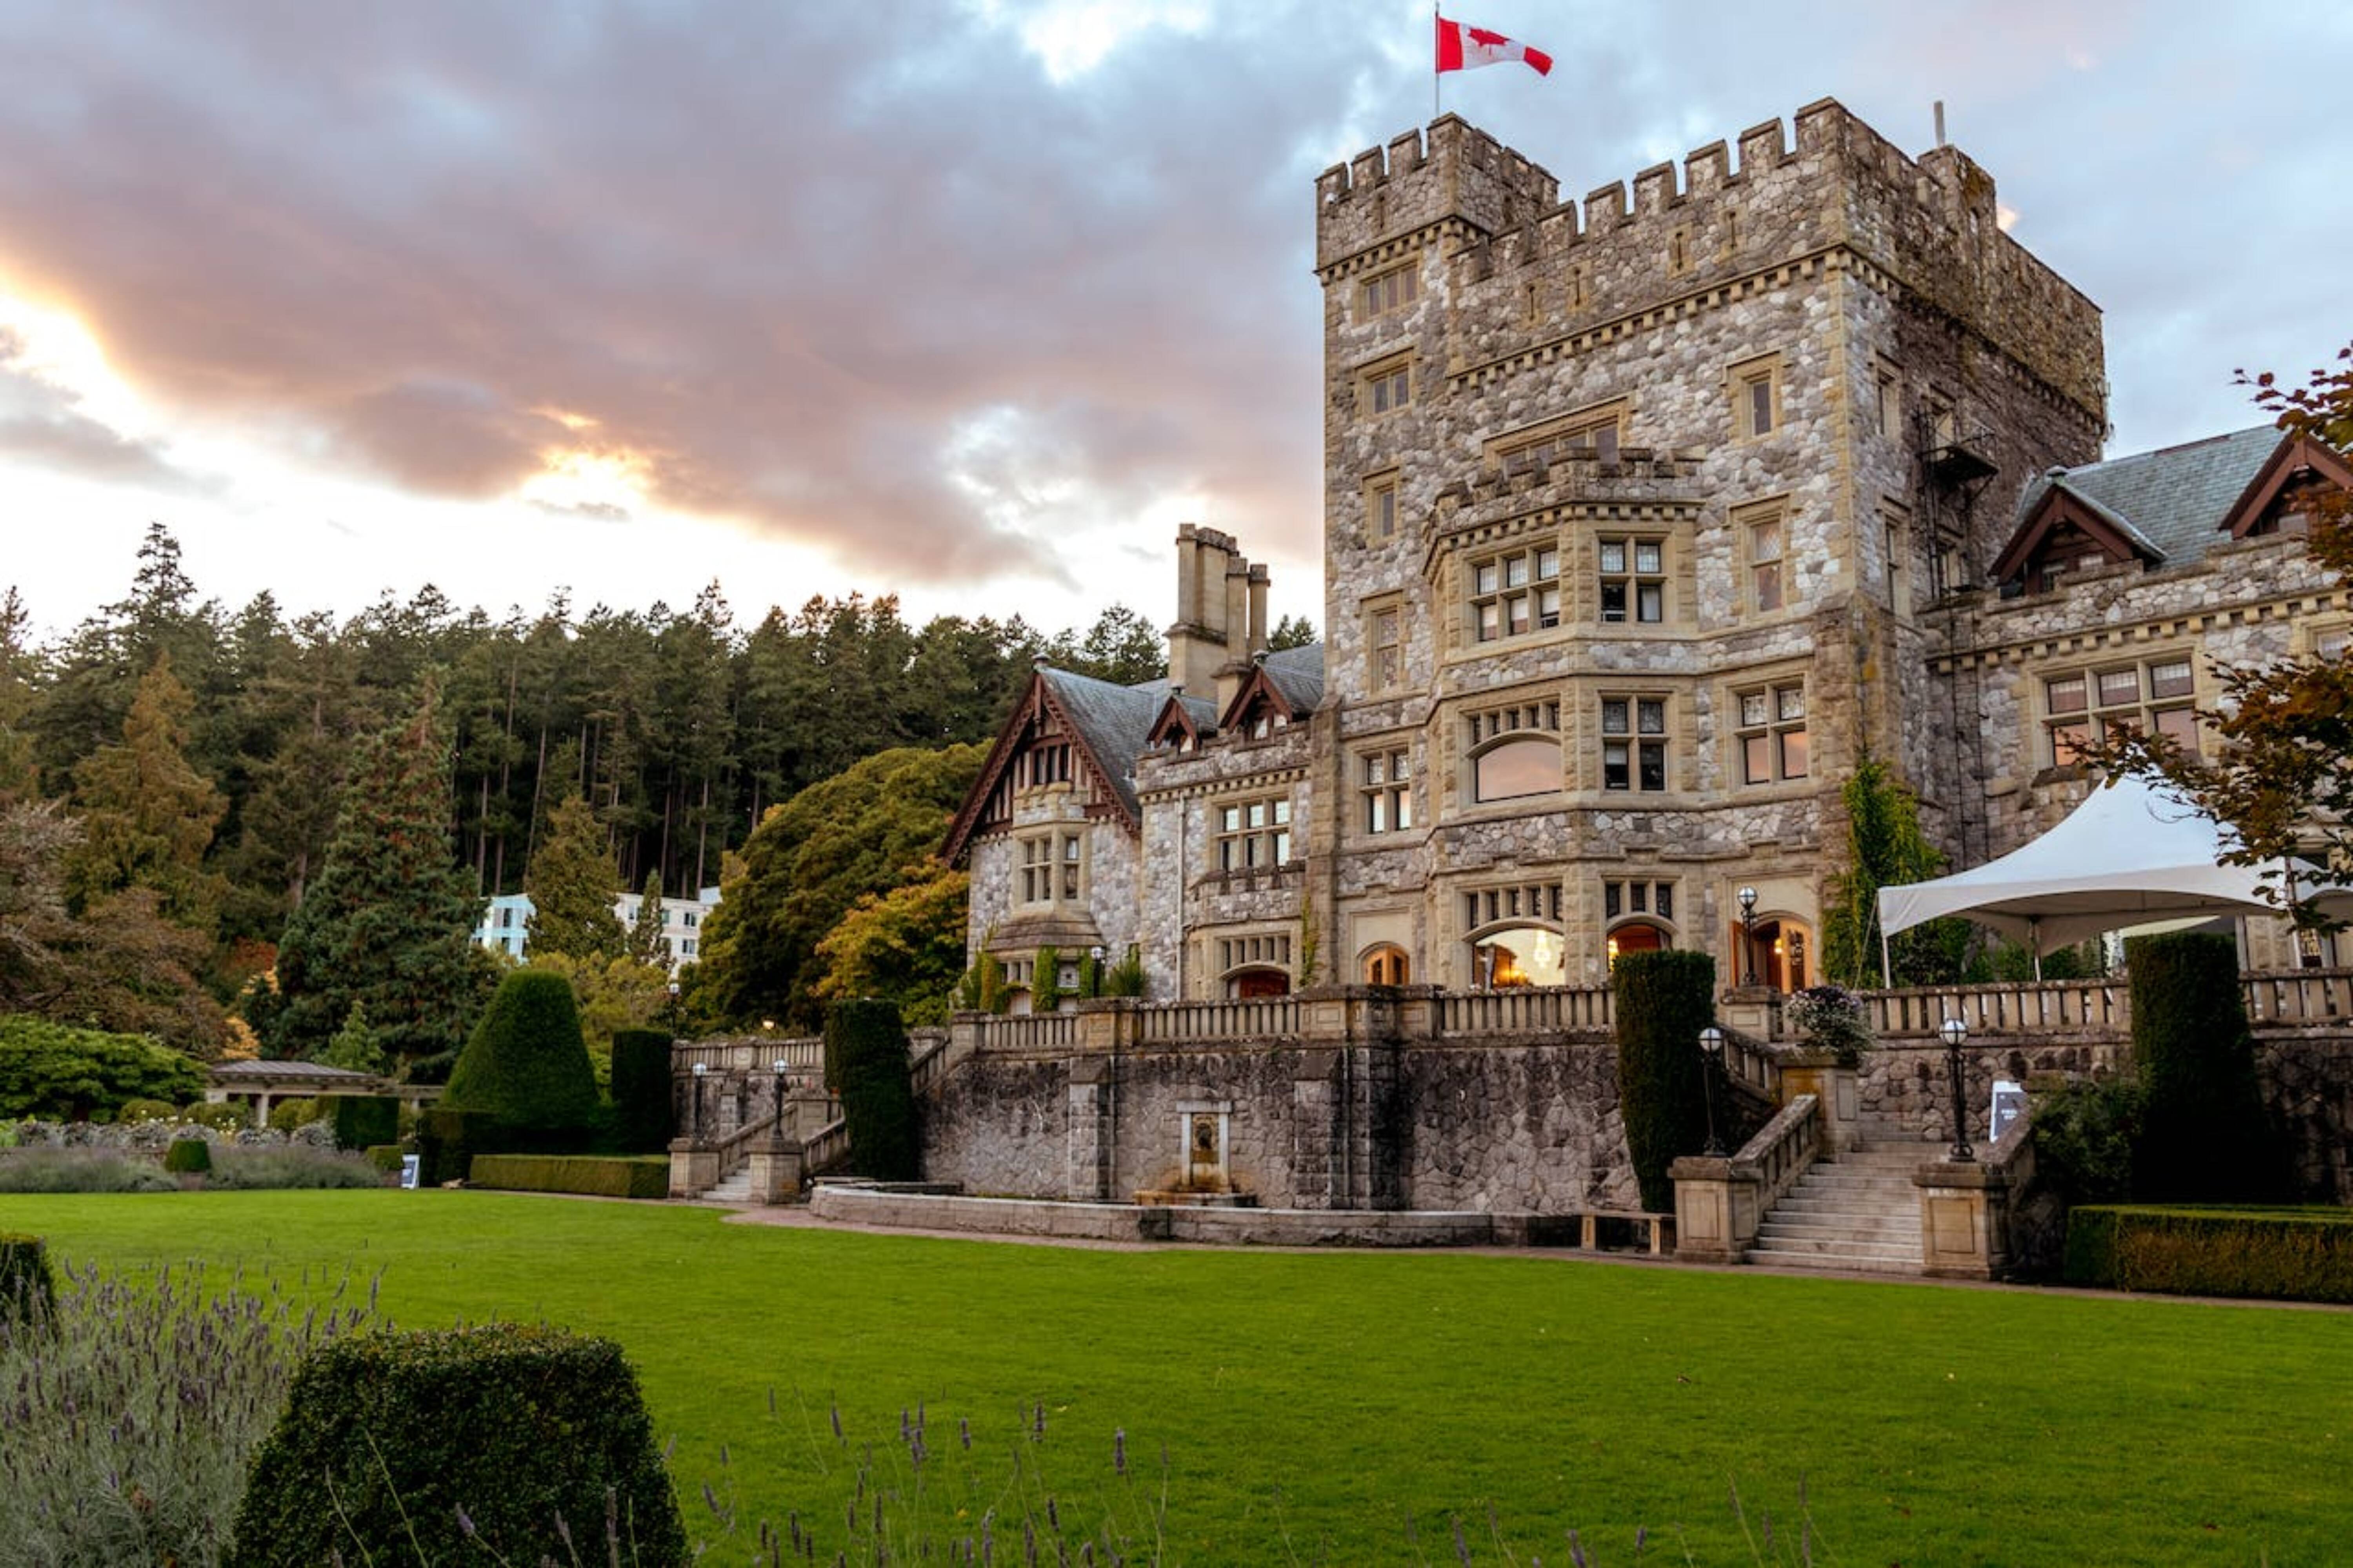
[944,97,2352,1011]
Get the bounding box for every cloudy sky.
[2,0,2346,642]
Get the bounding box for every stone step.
[1766,1206,1916,1232]
[1749,1231,1919,1259]
[1746,1246,1923,1276]
[1756,1224,1917,1249]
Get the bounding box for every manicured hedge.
[414,1106,498,1185]
[364,1144,407,1175]
[0,1231,53,1326]
[329,1094,398,1151]
[468,1154,670,1200]
[2127,931,2286,1202]
[827,998,918,1181]
[1612,950,1716,1211]
[162,1137,213,1175]
[227,1323,687,1567]
[609,1028,675,1153]
[442,968,600,1148]
[2065,1206,2353,1303]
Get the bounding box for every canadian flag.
[1435,15,1553,76]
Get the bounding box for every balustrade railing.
[1133,997,1300,1044]
[2242,967,2352,1024]
[1437,985,1613,1038]
[1735,1093,1821,1211]
[1866,980,2124,1039]
[674,1037,824,1074]
[971,1011,1081,1052]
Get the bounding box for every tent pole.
[2030,916,2042,982]
[1880,930,1892,988]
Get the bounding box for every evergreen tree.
[524,793,626,962]
[320,1000,387,1075]
[1267,613,1318,651]
[62,653,228,931]
[273,684,486,1065]
[1820,753,1966,987]
[627,865,669,969]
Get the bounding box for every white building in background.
[471,886,722,973]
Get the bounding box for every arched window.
[1362,945,1411,986]
[1473,737,1562,802]
[1469,925,1566,988]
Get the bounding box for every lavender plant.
[0,1259,373,1568]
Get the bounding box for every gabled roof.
[1219,643,1328,730]
[1997,425,2284,583]
[1145,689,1220,748]
[2219,431,2353,540]
[942,666,1171,864]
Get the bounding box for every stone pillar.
[668,1138,720,1199]
[746,1135,806,1205]
[1915,1160,2010,1279]
[1669,1154,1762,1264]
[1065,1055,1116,1202]
[1779,1054,1859,1154]
[1290,1051,1339,1208]
[1719,986,1782,1043]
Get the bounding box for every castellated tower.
[1309,102,2106,991]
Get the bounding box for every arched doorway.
[1468,924,1566,988]
[1731,915,1813,991]
[1227,968,1291,999]
[1606,919,1672,964]
[1362,944,1411,986]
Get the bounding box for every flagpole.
[1433,4,1440,120]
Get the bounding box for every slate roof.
[1258,643,1327,716]
[2015,425,2282,568]
[209,1059,382,1083]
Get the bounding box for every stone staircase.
[1746,1144,1931,1275]
[699,1167,755,1205]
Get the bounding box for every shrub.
[0,1232,52,1326]
[162,1137,213,1175]
[827,998,919,1181]
[469,1154,671,1200]
[2032,1077,2144,1205]
[117,1097,180,1124]
[0,1148,177,1193]
[0,1016,206,1121]
[1784,984,1871,1065]
[442,968,600,1147]
[227,1324,687,1567]
[1104,943,1146,999]
[414,1106,498,1185]
[609,1028,675,1153]
[364,1143,407,1175]
[1611,950,1716,1211]
[265,1098,321,1134]
[1033,944,1064,1013]
[207,1146,381,1190]
[2064,1205,2353,1302]
[0,1260,368,1566]
[2127,932,2287,1203]
[328,1094,398,1151]
[180,1100,250,1132]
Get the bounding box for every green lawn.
[4,1190,2347,1565]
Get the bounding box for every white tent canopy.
[1875,776,2288,979]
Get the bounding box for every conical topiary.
[442,969,599,1149]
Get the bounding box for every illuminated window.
[1363,945,1411,986]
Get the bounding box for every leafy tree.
[627,866,669,969]
[63,654,227,932]
[320,1000,387,1075]
[2086,346,2353,920]
[1819,754,1967,987]
[1268,613,1318,651]
[696,744,984,1031]
[0,587,42,802]
[272,686,487,1066]
[811,862,969,1026]
[524,950,671,1085]
[0,1014,206,1119]
[524,793,626,962]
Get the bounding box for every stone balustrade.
[1670,1093,1821,1264]
[1436,984,1613,1039]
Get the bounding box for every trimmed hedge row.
[330,1094,398,1151]
[1613,949,1716,1211]
[414,1107,498,1186]
[2065,1206,2353,1303]
[609,1028,675,1153]
[467,1154,670,1200]
[227,1323,686,1566]
[162,1137,213,1175]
